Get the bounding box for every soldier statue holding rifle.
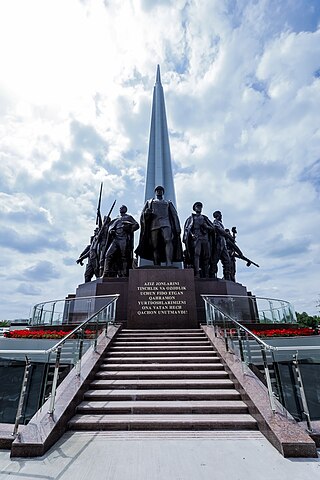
[183,202,215,278]
[102,205,139,277]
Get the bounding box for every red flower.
[4,329,100,339]
[250,327,315,338]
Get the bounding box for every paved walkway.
[0,431,319,480]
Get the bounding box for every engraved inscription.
[136,281,189,316]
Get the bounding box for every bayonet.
[96,182,103,228]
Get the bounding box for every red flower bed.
[4,329,96,339]
[250,327,315,338]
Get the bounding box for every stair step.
[76,400,248,414]
[100,363,224,371]
[67,328,258,436]
[116,332,208,342]
[121,328,203,335]
[119,335,206,338]
[105,356,218,363]
[110,345,213,350]
[113,337,211,346]
[90,379,234,389]
[105,351,220,362]
[84,388,242,401]
[69,413,257,431]
[68,430,264,440]
[95,370,228,380]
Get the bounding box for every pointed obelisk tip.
[156,64,161,83]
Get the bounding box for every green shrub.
[0,320,10,327]
[296,311,320,329]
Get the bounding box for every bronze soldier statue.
[225,226,260,281]
[136,185,182,266]
[183,202,215,278]
[102,205,139,277]
[76,227,101,283]
[211,210,233,280]
[225,228,243,282]
[97,214,111,276]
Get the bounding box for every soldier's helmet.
[193,202,203,211]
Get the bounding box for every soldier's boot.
[103,259,113,278]
[223,269,232,281]
[119,260,128,277]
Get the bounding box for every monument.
[74,65,259,328]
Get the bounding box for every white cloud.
[0,0,319,319]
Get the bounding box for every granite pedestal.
[73,269,255,328]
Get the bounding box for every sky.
[0,0,319,320]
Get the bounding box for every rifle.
[227,226,259,267]
[106,199,116,221]
[96,182,103,228]
[235,253,260,268]
[97,199,117,242]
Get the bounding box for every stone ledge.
[202,326,318,458]
[10,324,121,458]
[299,420,320,447]
[0,424,26,449]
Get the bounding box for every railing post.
[48,345,62,415]
[12,356,31,437]
[93,311,100,352]
[31,305,37,325]
[223,315,229,352]
[261,346,276,412]
[292,353,313,432]
[237,327,245,362]
[39,305,44,326]
[50,302,56,326]
[244,331,252,364]
[76,334,84,375]
[211,305,218,336]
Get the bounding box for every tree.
[296,311,320,329]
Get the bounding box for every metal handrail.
[32,294,116,311]
[202,295,319,431]
[30,294,120,327]
[0,295,119,357]
[202,293,294,305]
[203,295,320,353]
[202,295,320,353]
[202,293,296,323]
[1,294,119,436]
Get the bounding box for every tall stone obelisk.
[139,65,180,268]
[144,65,177,207]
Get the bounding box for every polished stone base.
[75,277,129,324]
[127,268,197,329]
[73,271,254,327]
[193,277,253,323]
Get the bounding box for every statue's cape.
[105,214,138,258]
[136,199,183,262]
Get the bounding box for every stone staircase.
[68,329,258,432]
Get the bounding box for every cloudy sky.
[0,0,319,320]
